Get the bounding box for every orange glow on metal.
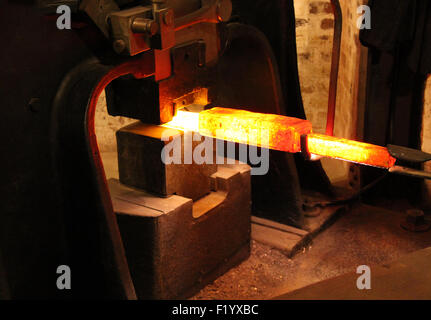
[164,107,397,169]
[163,109,200,132]
[307,133,397,169]
[198,107,313,153]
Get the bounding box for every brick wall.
[294,0,334,133]
[295,2,431,194]
[421,77,431,203]
[95,91,135,153]
[294,0,366,185]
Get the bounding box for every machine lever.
[387,144,431,163]
[389,166,431,180]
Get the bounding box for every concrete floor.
[276,246,431,300]
[192,202,431,299]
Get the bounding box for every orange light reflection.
[164,107,397,169]
[307,133,396,169]
[198,107,312,153]
[163,109,200,132]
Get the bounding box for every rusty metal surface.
[109,6,154,55]
[78,0,227,58]
[111,162,251,299]
[106,40,213,124]
[158,41,213,122]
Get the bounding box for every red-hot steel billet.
[306,133,397,169]
[198,107,312,153]
[167,107,397,169]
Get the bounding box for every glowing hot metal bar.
[166,107,397,169]
[198,107,312,153]
[306,133,396,169]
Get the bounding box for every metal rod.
[389,166,431,180]
[325,0,342,136]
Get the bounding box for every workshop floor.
[192,202,431,300]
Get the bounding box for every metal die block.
[116,121,217,201]
[110,162,251,299]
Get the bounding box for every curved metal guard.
[51,53,155,299]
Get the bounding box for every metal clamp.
[78,0,231,56]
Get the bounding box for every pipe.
[325,0,342,136]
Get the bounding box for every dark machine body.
[0,0,317,299]
[3,0,429,300]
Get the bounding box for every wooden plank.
[252,216,309,237]
[275,247,431,300]
[251,216,310,256]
